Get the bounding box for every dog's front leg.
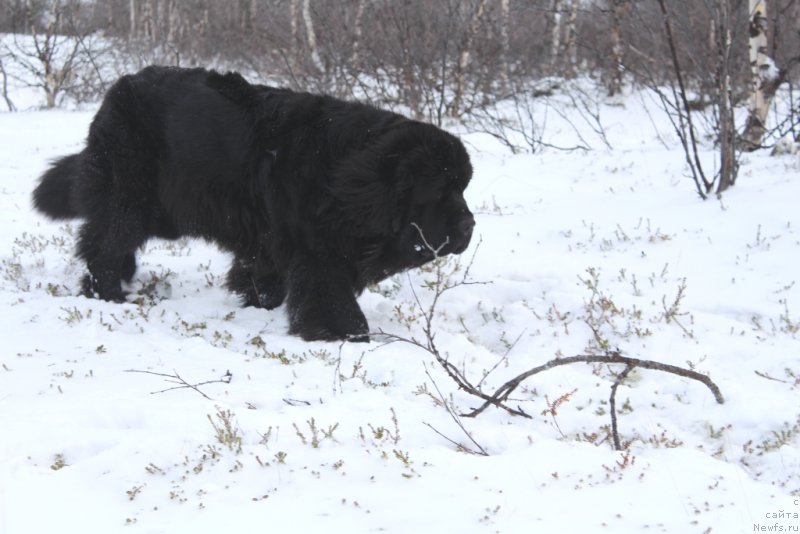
[285,255,369,342]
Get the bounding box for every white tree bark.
[141,0,154,40]
[302,0,324,73]
[290,0,298,45]
[457,0,487,75]
[549,0,563,73]
[129,0,138,39]
[350,0,367,67]
[249,0,258,30]
[499,0,510,88]
[742,0,774,149]
[452,0,487,116]
[564,0,579,77]
[166,0,182,44]
[607,0,629,94]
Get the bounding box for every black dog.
[33,66,474,341]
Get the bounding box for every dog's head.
[332,120,474,283]
[389,124,474,267]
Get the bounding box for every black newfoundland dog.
[33,66,474,341]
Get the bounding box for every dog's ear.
[329,123,420,236]
[329,152,396,236]
[386,154,418,233]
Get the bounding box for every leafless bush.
[468,76,614,154]
[1,1,112,107]
[1,0,797,169]
[367,236,723,453]
[0,57,15,111]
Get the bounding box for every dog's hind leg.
[121,252,137,284]
[76,200,148,302]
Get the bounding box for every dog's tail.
[33,153,83,219]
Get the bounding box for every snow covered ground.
[0,82,798,534]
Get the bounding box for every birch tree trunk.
[288,0,299,68]
[166,0,182,44]
[129,0,138,39]
[607,0,628,95]
[714,0,737,195]
[564,0,579,77]
[451,0,487,117]
[741,0,773,150]
[350,0,366,68]
[498,0,510,90]
[141,0,154,41]
[201,6,209,39]
[238,0,253,31]
[302,0,324,73]
[548,0,563,75]
[247,0,257,31]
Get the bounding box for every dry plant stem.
[754,369,796,386]
[376,227,724,451]
[410,222,450,258]
[125,369,232,400]
[423,366,488,456]
[378,330,533,419]
[477,329,525,389]
[464,351,724,419]
[381,327,725,451]
[283,398,311,407]
[423,422,478,453]
[609,364,634,451]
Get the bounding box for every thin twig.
[754,369,795,386]
[65,16,107,93]
[125,369,232,400]
[609,364,634,451]
[374,225,725,451]
[423,422,486,455]
[379,330,532,418]
[424,366,489,456]
[283,398,312,407]
[410,222,450,258]
[477,328,525,388]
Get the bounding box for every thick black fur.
[33,66,474,341]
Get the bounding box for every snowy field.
[0,80,798,534]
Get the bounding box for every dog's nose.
[451,214,475,254]
[458,213,475,235]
